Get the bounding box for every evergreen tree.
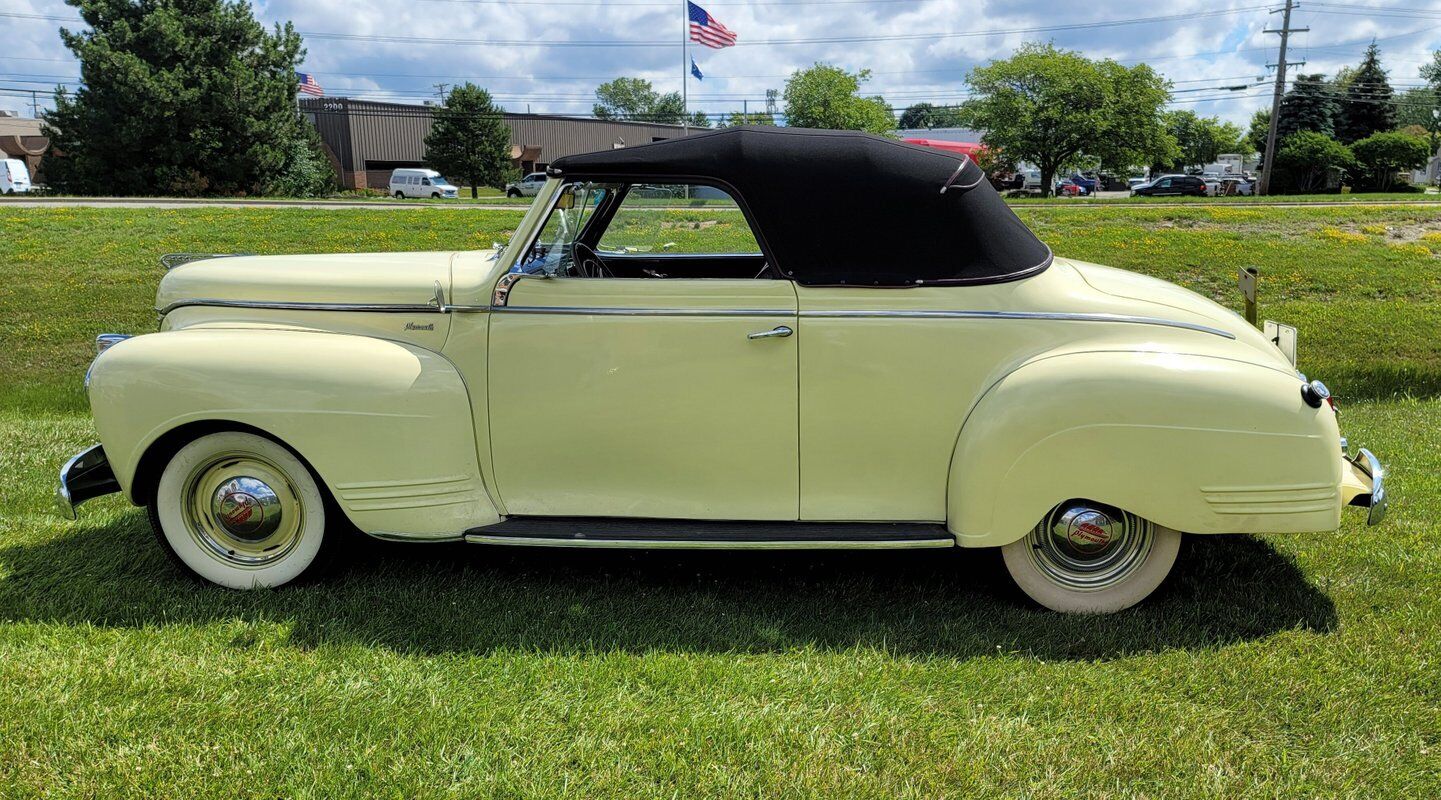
[44,0,322,196]
[1337,42,1396,144]
[1276,74,1338,140]
[423,83,512,199]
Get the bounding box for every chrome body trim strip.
[464,534,955,550]
[798,309,1235,338]
[156,297,1233,339]
[157,298,445,316]
[493,305,794,317]
[488,305,1235,337]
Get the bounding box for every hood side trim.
[158,298,445,316]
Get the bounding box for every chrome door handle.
[747,325,793,340]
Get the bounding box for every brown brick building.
[300,97,693,190]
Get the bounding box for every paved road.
[6,195,1441,211]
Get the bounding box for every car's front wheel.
[394,191,405,199]
[1001,502,1180,613]
[506,188,521,197]
[148,431,332,589]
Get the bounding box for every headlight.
[85,334,131,388]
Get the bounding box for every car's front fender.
[87,328,498,539]
[947,350,1343,547]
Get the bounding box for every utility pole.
[432,83,450,105]
[1258,0,1308,195]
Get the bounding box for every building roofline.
[299,96,691,130]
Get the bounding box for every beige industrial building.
[0,112,48,181]
[300,97,693,189]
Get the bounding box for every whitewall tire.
[149,431,330,589]
[1001,503,1181,614]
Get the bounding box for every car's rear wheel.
[1001,501,1181,613]
[148,431,331,589]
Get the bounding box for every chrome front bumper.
[56,444,121,520]
[1345,448,1388,526]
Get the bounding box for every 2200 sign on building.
[58,127,1386,613]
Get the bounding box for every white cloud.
[5,0,1441,124]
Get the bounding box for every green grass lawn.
[1,206,1439,796]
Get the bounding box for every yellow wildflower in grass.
[1318,227,1370,245]
[1361,224,1388,236]
[1387,242,1432,257]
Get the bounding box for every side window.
[597,184,761,256]
[1158,179,1172,188]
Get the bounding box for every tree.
[1350,131,1429,191]
[720,111,776,127]
[782,64,894,134]
[1276,74,1338,140]
[1163,110,1243,170]
[959,43,1171,196]
[1246,109,1270,156]
[1273,131,1355,193]
[423,83,511,199]
[898,102,963,130]
[43,0,324,196]
[592,77,702,124]
[1337,42,1396,143]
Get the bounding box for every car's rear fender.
[947,350,1343,547]
[86,328,499,540]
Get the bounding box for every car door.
[487,182,800,520]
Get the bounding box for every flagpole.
[681,0,689,134]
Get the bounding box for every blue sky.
[4,0,1441,126]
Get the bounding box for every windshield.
[515,182,621,275]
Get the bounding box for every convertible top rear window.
[548,126,1053,287]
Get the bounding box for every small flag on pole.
[296,73,324,97]
[687,1,737,49]
[691,57,704,81]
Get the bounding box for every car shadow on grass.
[0,513,1336,660]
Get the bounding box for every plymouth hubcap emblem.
[1061,510,1116,555]
[210,477,283,541]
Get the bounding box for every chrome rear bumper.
[1346,448,1388,526]
[56,444,121,520]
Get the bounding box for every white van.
[2,158,32,194]
[388,168,457,199]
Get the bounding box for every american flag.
[687,1,736,49]
[296,73,324,97]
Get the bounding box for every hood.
[156,251,456,313]
[1061,259,1294,370]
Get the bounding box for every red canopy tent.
[902,138,984,158]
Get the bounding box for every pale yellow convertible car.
[59,127,1386,612]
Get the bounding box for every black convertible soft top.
[548,126,1052,287]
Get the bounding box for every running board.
[464,517,955,550]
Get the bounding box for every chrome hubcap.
[182,453,304,567]
[1027,502,1154,591]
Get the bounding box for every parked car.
[1054,179,1084,197]
[1068,173,1098,195]
[59,127,1386,613]
[1127,175,1149,189]
[1131,174,1208,197]
[506,172,548,198]
[1,158,32,194]
[1218,176,1254,196]
[389,168,458,199]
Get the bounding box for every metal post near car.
[1239,267,1259,328]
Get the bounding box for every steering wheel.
[572,242,608,278]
